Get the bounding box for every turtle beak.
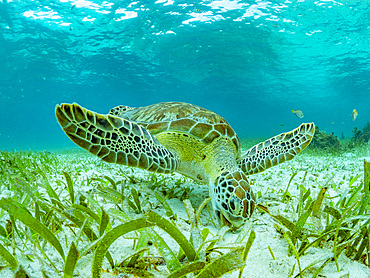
[216,209,244,230]
[216,209,233,228]
[220,213,233,228]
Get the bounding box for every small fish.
[280,124,285,127]
[292,109,304,118]
[352,109,358,121]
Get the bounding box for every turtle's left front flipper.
[55,103,180,174]
[237,123,315,175]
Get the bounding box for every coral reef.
[352,122,370,144]
[309,125,342,150]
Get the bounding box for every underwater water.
[0,0,369,151]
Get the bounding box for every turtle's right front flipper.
[238,123,315,175]
[55,103,180,174]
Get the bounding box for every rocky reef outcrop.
[309,125,342,150]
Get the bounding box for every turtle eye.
[229,195,241,214]
[230,198,236,211]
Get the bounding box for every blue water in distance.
[0,0,369,151]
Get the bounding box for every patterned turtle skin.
[55,102,315,229]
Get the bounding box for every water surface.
[0,0,369,150]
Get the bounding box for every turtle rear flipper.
[56,103,180,174]
[238,123,315,175]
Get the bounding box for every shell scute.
[232,137,241,151]
[190,122,213,139]
[147,122,169,135]
[214,124,230,136]
[203,130,221,144]
[170,119,197,133]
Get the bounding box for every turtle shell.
[117,102,241,152]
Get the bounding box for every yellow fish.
[292,109,304,118]
[352,109,358,121]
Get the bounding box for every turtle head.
[211,170,256,229]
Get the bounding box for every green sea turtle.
[55,102,315,228]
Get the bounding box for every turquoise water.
[0,0,369,151]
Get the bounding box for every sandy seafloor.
[1,147,370,278]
